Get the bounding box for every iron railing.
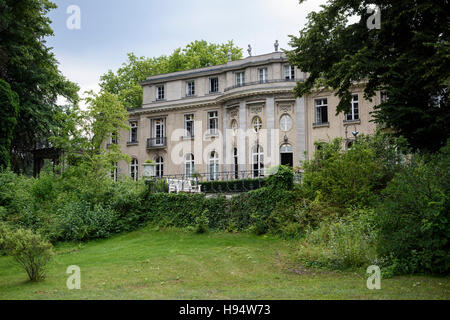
[224,78,303,92]
[146,137,167,149]
[146,170,267,194]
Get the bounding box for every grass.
[0,227,448,300]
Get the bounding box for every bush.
[300,132,408,210]
[199,177,266,193]
[376,142,450,274]
[298,209,378,269]
[57,200,118,241]
[194,210,209,234]
[0,224,53,281]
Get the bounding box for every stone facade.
[112,52,380,180]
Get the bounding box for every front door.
[280,152,293,167]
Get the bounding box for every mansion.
[112,50,379,181]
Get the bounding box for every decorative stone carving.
[250,106,263,115]
[279,105,293,113]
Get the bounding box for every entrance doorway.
[280,144,293,167]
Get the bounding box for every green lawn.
[0,227,448,299]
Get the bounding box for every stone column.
[239,101,247,171]
[266,96,275,167]
[222,104,228,171]
[296,96,306,161]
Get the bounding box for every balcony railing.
[146,137,167,149]
[224,78,303,92]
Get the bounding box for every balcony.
[147,137,167,149]
[224,78,302,92]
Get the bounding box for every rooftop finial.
[227,50,232,61]
[274,40,279,52]
[247,44,252,57]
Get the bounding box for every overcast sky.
[46,0,328,99]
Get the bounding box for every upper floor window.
[380,91,389,103]
[156,85,165,100]
[280,114,293,132]
[186,80,195,97]
[130,158,138,181]
[110,132,118,145]
[259,68,268,83]
[208,111,218,135]
[252,116,262,133]
[314,98,328,125]
[235,72,245,87]
[284,65,295,80]
[184,114,194,137]
[346,94,359,121]
[210,77,219,93]
[129,121,138,143]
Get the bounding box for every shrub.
[298,209,378,269]
[376,142,450,274]
[299,132,407,210]
[199,177,266,193]
[0,224,53,281]
[194,210,209,234]
[57,200,118,241]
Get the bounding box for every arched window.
[111,162,118,182]
[252,116,262,133]
[130,159,138,181]
[155,156,164,177]
[252,145,264,178]
[208,151,219,181]
[280,114,293,132]
[280,144,293,153]
[185,153,195,177]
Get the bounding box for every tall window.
[315,99,328,124]
[252,145,264,178]
[130,158,138,181]
[152,118,165,145]
[252,116,262,133]
[284,65,295,80]
[155,156,164,177]
[208,111,218,135]
[380,91,388,103]
[186,80,195,96]
[110,132,118,145]
[346,94,359,121]
[156,85,165,100]
[235,72,245,87]
[210,77,219,93]
[208,151,219,181]
[259,68,268,83]
[184,114,194,137]
[233,148,238,179]
[111,162,118,182]
[185,153,195,177]
[129,121,138,143]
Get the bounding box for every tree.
[51,91,130,178]
[0,79,19,169]
[0,0,79,173]
[287,0,450,152]
[100,40,243,109]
